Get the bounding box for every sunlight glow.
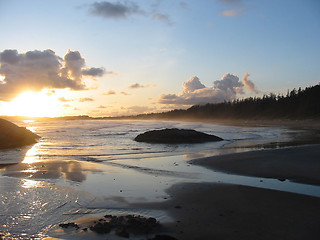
[3,91,61,117]
[23,143,41,164]
[21,179,41,189]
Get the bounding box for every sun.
[3,90,62,117]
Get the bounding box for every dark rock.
[134,128,223,144]
[148,234,179,240]
[278,178,286,182]
[0,118,40,149]
[116,228,130,238]
[90,221,112,234]
[59,222,79,229]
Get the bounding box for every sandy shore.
[142,183,320,240]
[128,144,320,239]
[191,144,320,186]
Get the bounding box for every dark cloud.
[129,83,144,89]
[90,1,142,19]
[82,67,105,77]
[79,97,95,102]
[158,73,257,106]
[0,49,107,101]
[128,83,156,89]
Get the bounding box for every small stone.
[59,222,79,229]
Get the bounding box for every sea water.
[0,119,319,239]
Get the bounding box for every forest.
[127,83,320,121]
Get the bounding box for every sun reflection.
[21,179,41,189]
[23,143,41,164]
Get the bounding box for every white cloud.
[241,72,259,93]
[158,73,257,106]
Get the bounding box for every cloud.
[217,0,245,17]
[0,49,107,101]
[153,13,172,25]
[90,1,142,19]
[128,83,156,89]
[216,0,243,4]
[82,67,105,77]
[179,2,187,8]
[97,105,107,109]
[120,91,130,95]
[103,89,116,95]
[158,73,257,106]
[241,72,259,93]
[182,76,206,93]
[58,97,73,102]
[79,97,94,102]
[220,8,244,17]
[129,83,144,89]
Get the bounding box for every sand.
[191,144,320,186]
[146,183,320,240]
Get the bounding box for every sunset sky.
[0,0,319,117]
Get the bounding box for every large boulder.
[134,128,223,144]
[0,118,40,149]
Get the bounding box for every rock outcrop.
[135,128,223,144]
[0,118,40,149]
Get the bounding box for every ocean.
[0,119,319,239]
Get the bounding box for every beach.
[0,120,320,239]
[146,144,320,240]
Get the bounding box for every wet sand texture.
[192,144,320,185]
[157,183,320,240]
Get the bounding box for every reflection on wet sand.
[1,160,102,182]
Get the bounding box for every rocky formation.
[135,128,223,144]
[58,214,178,239]
[0,118,40,149]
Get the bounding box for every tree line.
[125,83,320,120]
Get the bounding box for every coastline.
[131,143,320,239]
[139,182,320,240]
[190,144,320,186]
[1,119,320,239]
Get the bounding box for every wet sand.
[126,144,320,239]
[191,144,320,186]
[144,183,320,240]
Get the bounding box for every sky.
[0,0,319,117]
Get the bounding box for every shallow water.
[0,119,319,239]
